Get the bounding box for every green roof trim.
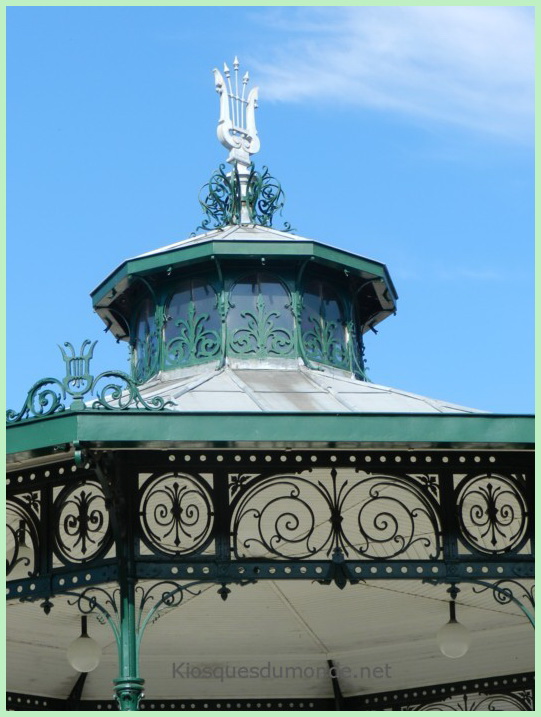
[6,411,534,460]
[91,239,398,307]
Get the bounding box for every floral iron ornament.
[194,58,293,233]
[196,162,293,233]
[6,340,172,424]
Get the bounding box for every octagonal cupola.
[91,59,397,386]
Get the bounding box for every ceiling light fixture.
[67,616,102,673]
[437,585,471,659]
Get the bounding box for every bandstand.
[6,60,534,711]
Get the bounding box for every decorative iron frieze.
[132,330,160,384]
[229,294,294,357]
[6,340,173,423]
[302,313,348,368]
[138,472,215,556]
[455,473,529,555]
[6,496,40,579]
[6,451,534,602]
[164,301,220,367]
[231,468,442,561]
[401,691,534,711]
[52,481,112,565]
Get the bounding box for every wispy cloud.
[251,7,534,142]
[437,267,504,282]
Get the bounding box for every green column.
[113,574,144,710]
[102,454,144,711]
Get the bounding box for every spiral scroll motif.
[139,473,214,556]
[412,693,532,711]
[7,498,40,578]
[231,470,441,561]
[456,473,529,555]
[53,481,112,565]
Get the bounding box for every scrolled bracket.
[424,578,535,628]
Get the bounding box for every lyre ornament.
[214,57,260,170]
[194,58,291,233]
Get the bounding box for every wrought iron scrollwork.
[229,294,294,357]
[91,371,171,411]
[303,312,348,369]
[231,469,441,561]
[195,163,293,233]
[403,691,533,711]
[164,301,220,367]
[7,496,40,579]
[455,473,529,555]
[472,579,534,611]
[135,581,203,628]
[246,165,292,230]
[53,481,113,565]
[139,472,215,556]
[196,164,241,231]
[6,340,174,423]
[132,330,160,384]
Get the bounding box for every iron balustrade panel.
[7,459,116,600]
[6,448,534,602]
[127,448,533,571]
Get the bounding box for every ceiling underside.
[7,577,533,703]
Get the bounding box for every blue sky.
[7,5,534,413]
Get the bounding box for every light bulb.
[67,623,102,673]
[437,618,471,659]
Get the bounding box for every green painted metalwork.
[302,311,348,369]
[196,164,241,230]
[91,240,396,310]
[246,165,292,230]
[6,445,533,708]
[7,449,534,597]
[6,341,173,424]
[123,267,379,378]
[301,280,349,370]
[195,163,292,233]
[427,578,535,629]
[229,293,294,357]
[164,300,221,367]
[6,411,535,457]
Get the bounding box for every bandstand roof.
[7,56,533,713]
[133,362,482,415]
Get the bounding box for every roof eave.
[6,411,534,466]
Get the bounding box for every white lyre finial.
[213,58,260,224]
[213,57,260,170]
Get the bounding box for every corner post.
[113,572,144,710]
[94,452,144,711]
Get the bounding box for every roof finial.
[213,58,260,171]
[193,59,292,235]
